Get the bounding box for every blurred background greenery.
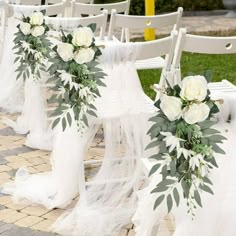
[94,0,224,15]
[93,0,235,100]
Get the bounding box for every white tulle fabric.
[133,92,236,236]
[2,15,107,151]
[52,43,155,236]
[0,8,54,150]
[0,18,24,113]
[2,42,156,232]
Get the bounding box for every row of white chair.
[4,1,236,88]
[7,0,131,16]
[2,1,184,70]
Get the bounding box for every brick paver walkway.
[0,111,175,236]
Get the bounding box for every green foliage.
[48,24,107,132]
[95,0,224,15]
[139,52,236,100]
[13,11,51,81]
[146,75,226,216]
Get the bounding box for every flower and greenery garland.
[13,10,51,80]
[147,75,226,216]
[47,24,106,131]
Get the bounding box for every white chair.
[4,0,66,19]
[74,0,94,3]
[7,0,67,6]
[44,10,108,38]
[172,28,236,93]
[43,11,108,116]
[7,0,41,5]
[78,30,179,195]
[0,1,65,60]
[45,0,68,3]
[71,0,130,16]
[108,7,183,70]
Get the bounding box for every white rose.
[180,75,208,102]
[72,27,94,47]
[183,103,210,124]
[31,26,45,37]
[30,12,44,26]
[57,43,74,62]
[20,22,31,35]
[160,96,182,121]
[74,48,95,64]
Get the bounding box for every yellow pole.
[144,0,155,41]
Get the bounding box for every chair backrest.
[71,0,130,16]
[108,7,183,42]
[173,28,236,69]
[8,0,66,5]
[74,0,94,3]
[135,31,178,65]
[8,0,41,4]
[129,30,178,87]
[5,0,66,18]
[45,0,68,3]
[44,10,108,39]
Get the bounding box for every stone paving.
[0,111,174,236]
[131,14,236,39]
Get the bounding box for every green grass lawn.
[139,52,236,100]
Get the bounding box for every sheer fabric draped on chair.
[0,3,64,150]
[1,42,156,216]
[133,29,236,236]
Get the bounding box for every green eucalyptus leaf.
[200,184,214,195]
[62,117,67,131]
[151,185,169,193]
[88,23,96,32]
[96,80,106,87]
[67,112,72,127]
[181,180,190,198]
[82,114,89,127]
[203,176,213,185]
[203,70,212,82]
[153,195,165,210]
[211,143,225,154]
[170,160,176,176]
[148,163,161,177]
[161,165,168,178]
[173,187,180,207]
[202,128,220,135]
[207,156,218,168]
[147,123,161,135]
[158,179,176,186]
[149,153,164,161]
[208,135,227,143]
[148,116,165,123]
[194,189,202,207]
[167,194,173,213]
[145,140,159,150]
[150,127,161,139]
[52,117,60,129]
[87,110,98,117]
[198,120,216,129]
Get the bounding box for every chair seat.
[208,80,236,93]
[135,56,165,70]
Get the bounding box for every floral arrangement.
[47,24,106,131]
[13,11,51,80]
[147,75,226,216]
